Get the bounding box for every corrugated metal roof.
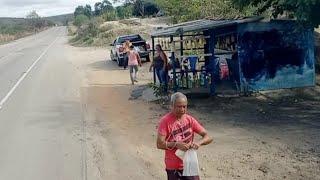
[151,16,264,37]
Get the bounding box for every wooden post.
[205,30,216,95]
[180,34,184,90]
[171,35,177,92]
[152,37,156,84]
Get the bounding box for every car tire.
[117,56,123,66]
[146,55,151,62]
[110,51,115,61]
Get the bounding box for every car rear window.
[117,35,143,44]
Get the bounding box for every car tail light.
[119,46,124,52]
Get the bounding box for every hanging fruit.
[199,38,203,47]
[192,40,196,49]
[195,38,200,49]
[188,39,192,49]
[184,39,188,50]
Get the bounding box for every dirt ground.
[64,41,320,180]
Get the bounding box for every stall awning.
[151,16,263,37]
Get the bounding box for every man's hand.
[176,142,191,151]
[191,142,200,150]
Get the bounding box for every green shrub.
[74,14,89,27]
[101,10,118,21]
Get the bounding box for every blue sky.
[0,0,119,18]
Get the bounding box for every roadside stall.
[151,17,316,95]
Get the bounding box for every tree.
[74,6,85,17]
[116,3,134,19]
[84,4,93,18]
[144,1,159,16]
[26,10,45,31]
[26,10,40,19]
[94,2,103,16]
[231,0,320,27]
[102,0,114,11]
[74,14,89,27]
[74,5,92,18]
[131,0,158,17]
[95,0,114,16]
[155,0,252,23]
[133,0,145,16]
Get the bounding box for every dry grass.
[0,34,15,43]
[69,18,154,47]
[0,32,33,44]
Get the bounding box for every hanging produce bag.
[182,149,200,176]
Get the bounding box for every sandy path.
[66,45,167,179]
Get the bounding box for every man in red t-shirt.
[157,92,213,180]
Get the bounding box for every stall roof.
[151,16,263,37]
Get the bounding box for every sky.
[0,0,118,18]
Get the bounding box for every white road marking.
[0,32,60,110]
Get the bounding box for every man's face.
[173,98,188,117]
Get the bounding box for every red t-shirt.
[158,112,205,170]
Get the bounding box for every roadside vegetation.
[70,0,320,44]
[0,11,54,44]
[69,0,160,46]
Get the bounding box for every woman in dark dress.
[149,44,168,89]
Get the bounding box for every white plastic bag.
[175,149,185,160]
[182,149,200,176]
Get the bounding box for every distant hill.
[0,13,74,27]
[44,13,74,26]
[0,17,27,26]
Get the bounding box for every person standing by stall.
[149,44,168,91]
[128,45,142,85]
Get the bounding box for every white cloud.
[0,0,108,17]
[1,0,56,7]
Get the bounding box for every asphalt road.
[0,27,86,180]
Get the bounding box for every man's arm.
[191,130,213,150]
[157,133,191,151]
[136,52,142,66]
[157,133,172,150]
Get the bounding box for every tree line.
[73,0,319,28]
[73,0,159,27]
[155,0,320,27]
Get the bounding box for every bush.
[101,10,118,21]
[74,14,89,27]
[116,4,133,19]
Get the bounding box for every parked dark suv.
[110,34,151,66]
